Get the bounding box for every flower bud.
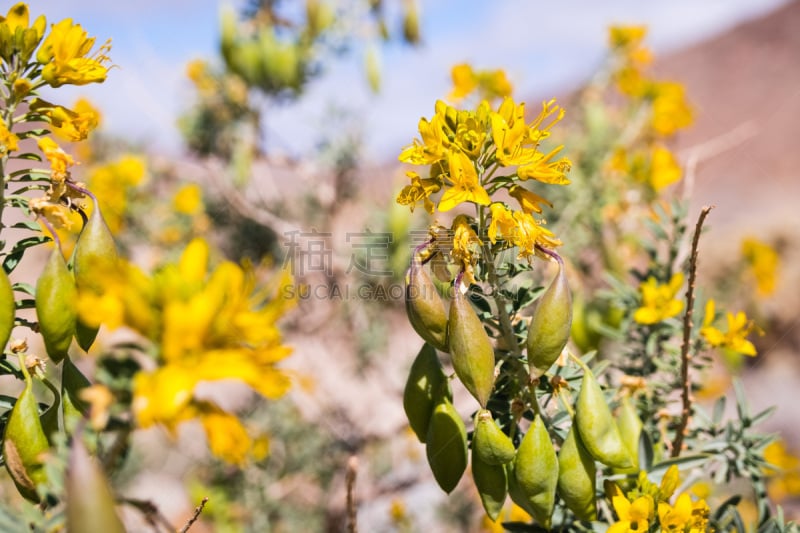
[35,247,77,363]
[513,415,558,529]
[425,398,467,494]
[557,425,597,521]
[527,258,572,379]
[447,274,495,408]
[403,343,450,443]
[575,369,633,469]
[405,253,449,351]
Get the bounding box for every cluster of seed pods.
[403,242,640,526]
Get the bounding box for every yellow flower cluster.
[607,466,710,533]
[700,299,760,357]
[397,92,571,268]
[87,155,147,234]
[633,273,684,325]
[764,439,800,502]
[77,238,295,464]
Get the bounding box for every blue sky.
[33,0,789,162]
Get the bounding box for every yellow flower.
[173,183,204,215]
[608,25,648,51]
[88,155,146,234]
[700,299,759,356]
[450,215,482,284]
[508,184,552,214]
[491,97,532,167]
[437,150,490,211]
[31,98,100,142]
[649,144,682,191]
[186,58,216,93]
[487,203,560,259]
[517,145,572,185]
[0,3,46,65]
[741,237,779,297]
[399,111,450,166]
[449,63,477,102]
[764,439,800,501]
[0,121,19,153]
[649,81,693,136]
[607,482,654,533]
[37,136,76,185]
[396,171,441,213]
[658,493,710,533]
[633,273,684,324]
[37,17,112,87]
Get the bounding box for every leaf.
[10,221,45,232]
[649,453,711,473]
[3,235,51,272]
[713,396,726,425]
[751,406,777,426]
[638,429,654,471]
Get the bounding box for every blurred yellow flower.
[396,171,441,213]
[449,63,513,103]
[78,238,295,463]
[481,503,530,532]
[741,237,780,297]
[700,299,759,356]
[449,63,478,101]
[37,17,112,87]
[633,273,684,324]
[649,144,682,191]
[649,81,693,136]
[173,183,203,215]
[764,439,800,502]
[88,155,146,234]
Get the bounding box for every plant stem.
[671,205,713,457]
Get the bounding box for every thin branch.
[118,498,174,532]
[671,205,713,457]
[178,497,209,533]
[346,455,358,533]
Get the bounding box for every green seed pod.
[527,259,572,380]
[473,409,515,465]
[557,425,597,521]
[0,267,15,352]
[405,254,449,351]
[2,362,49,502]
[72,203,118,351]
[447,276,495,408]
[472,452,507,521]
[514,415,558,529]
[66,435,125,533]
[575,370,633,469]
[35,247,77,363]
[425,398,467,494]
[615,395,643,474]
[403,343,451,443]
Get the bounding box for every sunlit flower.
[88,155,146,234]
[449,63,477,102]
[741,237,780,297]
[508,184,552,214]
[700,299,759,356]
[657,493,710,533]
[396,171,441,213]
[649,144,682,191]
[399,111,450,166]
[173,183,204,215]
[633,273,684,324]
[31,98,100,141]
[764,439,800,502]
[607,482,654,533]
[37,17,112,87]
[37,136,76,188]
[438,150,490,211]
[517,145,572,185]
[487,203,560,260]
[491,97,532,167]
[0,3,46,65]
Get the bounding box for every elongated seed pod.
[425,398,467,493]
[0,267,15,352]
[447,275,495,408]
[403,343,451,443]
[473,409,515,465]
[575,370,633,469]
[405,253,448,351]
[36,247,77,363]
[472,452,507,521]
[3,362,49,502]
[67,435,125,533]
[557,425,597,521]
[527,258,572,379]
[72,203,118,351]
[62,355,91,433]
[615,395,643,475]
[514,415,558,529]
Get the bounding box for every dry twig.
[178,497,209,533]
[346,455,358,533]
